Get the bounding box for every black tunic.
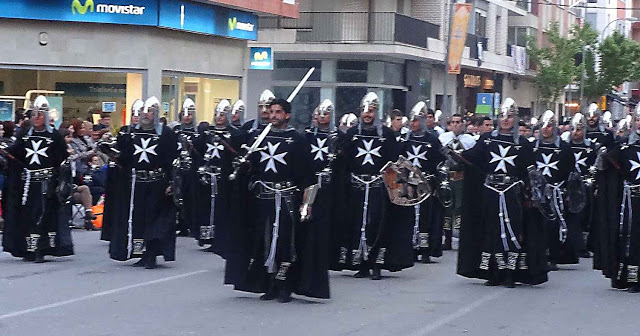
[532,139,577,265]
[400,132,446,259]
[2,129,72,258]
[459,132,548,285]
[108,126,178,262]
[173,125,198,234]
[568,140,598,252]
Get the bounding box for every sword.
[287,67,315,103]
[228,123,272,180]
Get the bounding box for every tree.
[583,31,640,100]
[527,22,584,109]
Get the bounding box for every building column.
[320,59,336,103]
[487,3,497,53]
[496,7,508,55]
[145,67,163,101]
[125,72,143,126]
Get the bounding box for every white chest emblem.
[629,152,640,180]
[134,138,158,163]
[489,145,517,173]
[26,140,49,165]
[356,139,382,166]
[406,145,428,168]
[536,153,559,177]
[207,142,224,159]
[260,142,288,173]
[311,138,329,161]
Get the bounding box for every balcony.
[259,12,440,49]
[466,34,488,59]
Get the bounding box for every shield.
[566,171,587,214]
[381,156,433,206]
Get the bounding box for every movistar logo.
[228,17,254,32]
[71,0,146,15]
[71,0,94,14]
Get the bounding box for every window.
[336,61,368,83]
[273,60,322,81]
[508,27,535,47]
[475,12,487,37]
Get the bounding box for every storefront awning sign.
[250,47,273,70]
[476,93,493,114]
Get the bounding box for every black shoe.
[546,263,559,272]
[503,276,515,288]
[84,220,98,231]
[443,232,452,250]
[485,279,500,286]
[145,256,157,269]
[354,270,371,278]
[627,285,640,293]
[34,252,45,263]
[371,267,382,281]
[260,288,278,301]
[132,257,146,267]
[421,255,433,264]
[277,287,292,303]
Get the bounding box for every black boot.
[132,254,146,267]
[421,253,433,264]
[503,272,515,288]
[260,279,278,301]
[443,230,452,250]
[546,262,559,272]
[354,265,371,278]
[145,255,157,269]
[627,284,640,293]
[34,250,45,263]
[84,213,98,231]
[277,283,292,303]
[371,266,382,280]
[485,279,500,286]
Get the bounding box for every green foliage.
[583,31,640,99]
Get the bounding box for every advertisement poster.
[250,47,273,70]
[0,100,15,122]
[475,93,494,114]
[447,4,472,75]
[46,96,64,129]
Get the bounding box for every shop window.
[273,60,322,82]
[336,61,368,83]
[475,13,486,37]
[336,87,368,117]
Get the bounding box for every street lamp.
[600,17,639,40]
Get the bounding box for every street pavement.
[1,230,638,336]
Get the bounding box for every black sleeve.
[293,133,315,190]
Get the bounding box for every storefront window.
[273,60,322,82]
[337,61,368,83]
[162,74,240,125]
[273,86,320,131]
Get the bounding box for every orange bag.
[91,204,104,229]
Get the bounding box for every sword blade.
[248,123,272,152]
[287,67,315,103]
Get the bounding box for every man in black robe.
[192,99,242,258]
[457,98,547,287]
[2,95,72,262]
[566,113,598,258]
[335,92,411,280]
[108,97,178,269]
[401,101,446,263]
[241,89,274,133]
[101,99,143,242]
[173,98,199,237]
[225,98,329,302]
[533,111,577,270]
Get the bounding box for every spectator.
[85,155,107,206]
[69,118,95,177]
[95,112,111,131]
[389,109,404,133]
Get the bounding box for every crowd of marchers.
[2,92,639,305]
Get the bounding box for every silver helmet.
[30,95,53,134]
[570,112,588,144]
[181,98,196,129]
[258,89,276,113]
[358,92,382,135]
[409,101,427,121]
[314,99,335,133]
[587,103,601,118]
[131,99,144,118]
[140,96,163,135]
[339,113,358,132]
[231,100,245,124]
[602,111,612,128]
[215,99,231,120]
[500,98,518,119]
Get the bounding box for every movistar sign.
[228,16,254,32]
[72,0,146,15]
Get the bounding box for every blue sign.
[494,93,501,109]
[476,93,494,114]
[102,101,117,113]
[250,47,273,70]
[158,0,257,40]
[0,100,15,122]
[0,0,159,26]
[0,0,258,41]
[55,83,126,98]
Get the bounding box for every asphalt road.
[0,231,638,336]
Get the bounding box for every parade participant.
[533,111,577,271]
[457,98,548,287]
[389,109,406,141]
[439,114,476,250]
[192,99,241,257]
[566,113,598,258]
[225,98,328,302]
[2,96,72,263]
[402,101,446,263]
[334,92,407,280]
[585,103,615,149]
[173,98,199,237]
[606,105,640,292]
[426,110,445,136]
[230,100,245,129]
[242,89,275,133]
[101,99,143,242]
[338,113,358,133]
[108,97,178,269]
